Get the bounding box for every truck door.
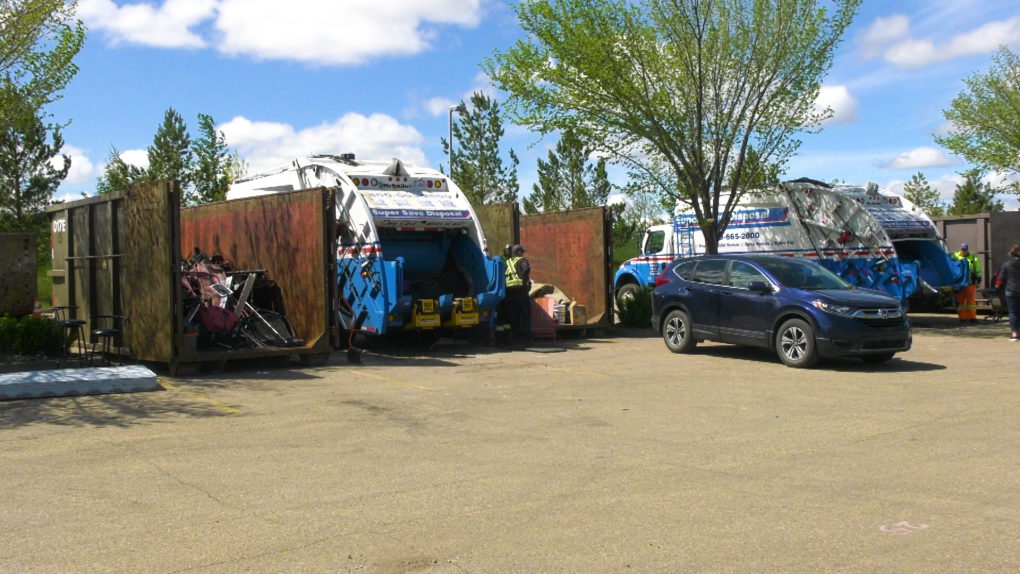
[641,229,672,282]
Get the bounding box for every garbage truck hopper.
[228,154,505,336]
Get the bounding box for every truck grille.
[853,308,904,328]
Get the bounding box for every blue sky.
[52,0,1020,209]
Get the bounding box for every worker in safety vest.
[494,244,514,346]
[951,242,981,323]
[504,244,532,347]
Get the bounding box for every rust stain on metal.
[520,207,611,327]
[180,188,328,346]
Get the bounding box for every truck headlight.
[812,300,855,317]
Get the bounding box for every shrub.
[0,316,66,357]
[0,314,17,353]
[618,286,654,328]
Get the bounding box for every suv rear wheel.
[662,310,697,354]
[776,318,820,368]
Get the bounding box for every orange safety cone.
[33,298,42,318]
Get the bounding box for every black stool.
[90,315,128,367]
[52,306,87,368]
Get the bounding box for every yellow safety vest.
[505,256,524,288]
[953,251,981,282]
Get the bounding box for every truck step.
[0,366,159,401]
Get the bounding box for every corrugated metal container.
[0,234,37,317]
[931,212,1020,295]
[474,202,520,256]
[47,181,339,374]
[47,192,127,329]
[519,207,614,328]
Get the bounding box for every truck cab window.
[644,230,666,255]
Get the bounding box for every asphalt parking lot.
[2,319,1019,573]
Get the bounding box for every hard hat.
[512,244,526,255]
[961,242,969,250]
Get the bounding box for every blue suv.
[651,255,911,368]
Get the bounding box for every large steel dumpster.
[519,207,614,329]
[47,181,339,374]
[931,212,1020,306]
[0,234,37,317]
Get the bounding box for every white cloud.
[56,146,97,185]
[878,147,959,170]
[80,0,483,65]
[424,97,458,117]
[463,71,497,100]
[77,0,216,48]
[813,85,858,126]
[120,149,150,169]
[219,113,427,173]
[858,14,1020,69]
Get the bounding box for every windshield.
[754,258,850,290]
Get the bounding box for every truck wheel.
[776,319,820,368]
[860,353,895,364]
[662,310,697,354]
[617,283,639,307]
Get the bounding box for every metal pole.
[448,107,454,179]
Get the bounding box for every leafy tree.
[524,128,613,213]
[947,170,1004,216]
[935,47,1020,195]
[0,0,84,131]
[95,146,147,195]
[147,108,193,195]
[223,150,248,185]
[901,172,945,217]
[440,92,520,205]
[486,0,859,253]
[0,104,69,234]
[191,113,229,204]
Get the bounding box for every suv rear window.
[692,260,727,285]
[673,260,697,280]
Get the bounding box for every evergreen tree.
[440,92,519,205]
[523,129,615,214]
[948,170,1004,215]
[0,104,69,233]
[147,108,192,195]
[191,113,229,204]
[901,172,945,217]
[95,146,147,195]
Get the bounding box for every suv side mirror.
[748,281,772,293]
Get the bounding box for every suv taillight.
[654,268,671,288]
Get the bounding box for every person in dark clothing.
[504,244,532,347]
[998,244,1020,341]
[494,244,515,346]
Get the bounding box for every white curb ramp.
[0,366,159,401]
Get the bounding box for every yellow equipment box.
[444,297,479,327]
[408,299,441,329]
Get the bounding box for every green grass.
[37,257,52,309]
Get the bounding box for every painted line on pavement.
[351,370,438,391]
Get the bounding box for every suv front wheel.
[662,309,697,354]
[776,318,820,368]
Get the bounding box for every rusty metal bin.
[0,234,37,317]
[47,181,340,375]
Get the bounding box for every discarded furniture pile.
[181,248,304,352]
